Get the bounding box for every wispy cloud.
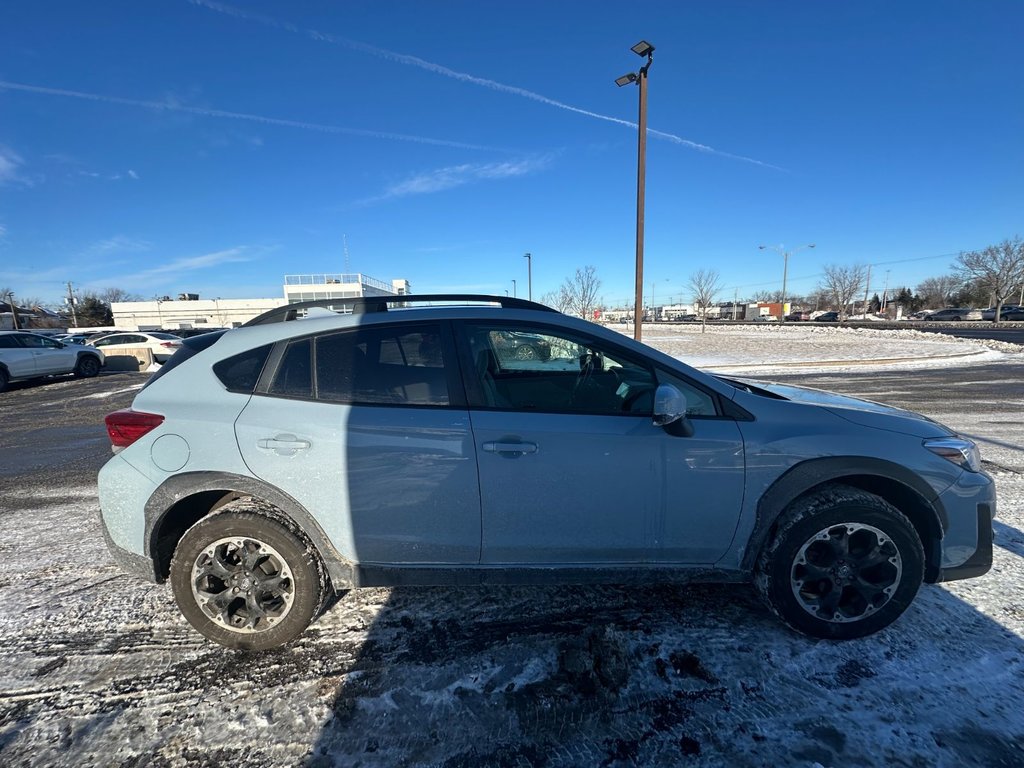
[79,236,151,257]
[356,156,550,206]
[188,0,783,170]
[132,246,253,279]
[128,169,139,180]
[0,145,26,186]
[0,80,511,153]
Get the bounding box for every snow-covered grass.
[621,321,1024,373]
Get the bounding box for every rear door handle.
[257,434,311,455]
[482,441,538,457]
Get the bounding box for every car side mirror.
[653,384,694,437]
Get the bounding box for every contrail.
[0,80,507,153]
[188,0,784,170]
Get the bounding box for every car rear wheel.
[74,355,101,378]
[170,501,328,650]
[515,344,537,360]
[755,485,924,640]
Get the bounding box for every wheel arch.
[746,457,946,583]
[144,471,354,589]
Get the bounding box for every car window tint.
[315,324,448,406]
[0,335,18,348]
[463,324,656,415]
[268,339,312,398]
[18,334,48,348]
[213,344,271,393]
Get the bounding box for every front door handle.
[482,441,538,457]
[257,434,311,456]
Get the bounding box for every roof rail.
[242,294,557,326]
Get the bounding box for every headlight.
[924,437,982,472]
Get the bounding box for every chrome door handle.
[482,441,538,456]
[257,434,311,455]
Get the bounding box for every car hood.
[727,378,955,438]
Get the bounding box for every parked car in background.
[924,308,983,322]
[814,311,840,322]
[785,311,811,321]
[981,305,1023,321]
[88,332,183,363]
[165,327,230,339]
[56,333,95,345]
[0,331,104,391]
[907,310,934,321]
[489,329,552,361]
[98,294,995,651]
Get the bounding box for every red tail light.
[105,409,165,449]
[160,341,180,348]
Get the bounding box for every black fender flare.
[144,470,354,588]
[742,456,946,575]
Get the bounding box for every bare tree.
[98,287,142,304]
[916,274,963,309]
[557,266,602,320]
[689,269,722,334]
[819,264,867,321]
[955,237,1024,322]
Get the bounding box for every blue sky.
[1,0,1022,308]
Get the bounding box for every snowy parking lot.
[1,325,1023,767]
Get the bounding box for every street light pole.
[616,40,655,342]
[758,243,815,322]
[523,252,532,301]
[511,279,517,298]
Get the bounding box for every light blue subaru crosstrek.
[98,296,996,650]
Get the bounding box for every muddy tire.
[756,485,924,640]
[170,501,327,650]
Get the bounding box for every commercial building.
[110,273,411,331]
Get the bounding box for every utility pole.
[4,291,19,330]
[881,270,890,316]
[66,282,78,328]
[863,265,872,316]
[733,287,739,320]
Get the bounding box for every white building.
[110,273,411,331]
[283,274,410,306]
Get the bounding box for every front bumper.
[933,468,997,583]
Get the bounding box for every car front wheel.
[74,355,102,378]
[170,501,328,650]
[756,485,924,640]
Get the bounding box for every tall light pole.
[511,279,517,298]
[758,243,816,322]
[616,40,655,342]
[523,252,532,301]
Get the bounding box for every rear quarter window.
[213,344,273,393]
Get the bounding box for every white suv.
[0,331,105,391]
